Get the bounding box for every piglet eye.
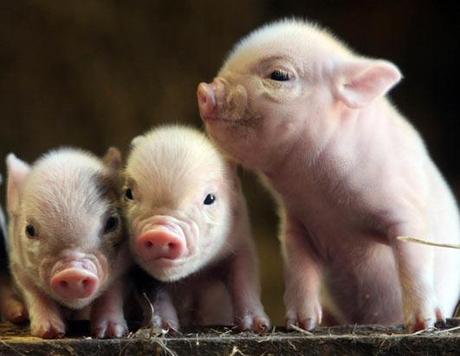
[270,70,290,81]
[25,224,37,239]
[203,194,216,205]
[125,188,134,200]
[104,216,119,234]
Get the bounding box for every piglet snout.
[197,82,217,121]
[136,228,186,261]
[51,269,99,299]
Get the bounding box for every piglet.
[0,174,28,323]
[123,125,269,332]
[6,148,131,338]
[197,19,460,331]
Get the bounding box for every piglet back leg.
[391,221,444,331]
[0,273,28,323]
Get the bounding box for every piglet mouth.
[198,78,249,124]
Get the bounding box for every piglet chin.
[140,260,191,283]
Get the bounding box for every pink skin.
[90,279,128,338]
[197,20,460,331]
[6,148,130,338]
[136,227,187,261]
[124,126,270,332]
[0,206,28,322]
[0,273,28,323]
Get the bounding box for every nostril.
[200,93,207,105]
[59,280,68,289]
[51,269,99,299]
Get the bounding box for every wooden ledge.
[1,319,460,355]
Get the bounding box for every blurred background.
[0,1,458,325]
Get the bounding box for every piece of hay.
[397,236,460,249]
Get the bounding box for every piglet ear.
[130,135,143,148]
[6,154,31,215]
[103,147,122,171]
[334,58,402,108]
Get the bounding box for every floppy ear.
[6,154,31,216]
[334,58,402,108]
[103,147,123,171]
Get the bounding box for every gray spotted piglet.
[123,125,269,332]
[197,19,460,331]
[6,148,131,338]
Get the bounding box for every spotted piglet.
[6,148,131,338]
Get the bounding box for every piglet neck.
[263,99,391,193]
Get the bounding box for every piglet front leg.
[228,240,270,333]
[282,215,323,331]
[21,285,65,338]
[150,287,179,331]
[90,279,127,338]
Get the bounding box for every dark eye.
[104,216,119,234]
[270,70,290,81]
[25,224,37,239]
[203,194,216,205]
[125,188,134,200]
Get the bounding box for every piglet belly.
[323,241,403,325]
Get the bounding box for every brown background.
[0,1,458,324]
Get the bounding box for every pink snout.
[197,82,217,121]
[136,229,186,261]
[50,269,99,300]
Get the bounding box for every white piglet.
[197,19,460,331]
[6,148,131,338]
[124,125,269,332]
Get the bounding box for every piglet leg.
[90,279,127,338]
[228,240,270,333]
[391,222,443,331]
[150,287,179,331]
[22,285,65,338]
[282,214,323,331]
[0,273,27,323]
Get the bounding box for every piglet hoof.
[286,307,322,331]
[92,319,128,338]
[31,316,66,339]
[237,312,271,333]
[286,303,323,330]
[151,314,179,333]
[3,299,28,323]
[406,307,444,332]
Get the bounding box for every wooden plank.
[1,319,460,355]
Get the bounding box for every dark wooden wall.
[0,0,458,324]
